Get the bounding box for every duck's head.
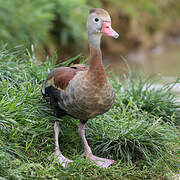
[87,8,119,46]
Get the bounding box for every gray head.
[87,8,119,48]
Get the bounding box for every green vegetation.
[0,0,180,54]
[0,45,179,179]
[0,0,54,47]
[0,0,99,50]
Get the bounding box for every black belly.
[42,86,66,118]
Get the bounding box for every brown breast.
[58,71,115,121]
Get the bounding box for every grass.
[0,44,180,179]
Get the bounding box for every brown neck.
[87,46,107,88]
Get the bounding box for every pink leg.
[78,122,115,168]
[54,121,73,168]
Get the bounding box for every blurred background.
[0,0,180,80]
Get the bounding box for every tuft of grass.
[0,44,179,179]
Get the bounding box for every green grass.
[0,44,180,179]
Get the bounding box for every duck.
[41,8,119,168]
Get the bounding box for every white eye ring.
[93,17,99,23]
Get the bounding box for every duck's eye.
[93,18,99,23]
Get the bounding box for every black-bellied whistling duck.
[41,8,119,168]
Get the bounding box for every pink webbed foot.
[81,153,116,168]
[78,122,115,168]
[53,121,73,168]
[54,149,73,168]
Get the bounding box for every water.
[145,45,180,77]
[110,44,180,97]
